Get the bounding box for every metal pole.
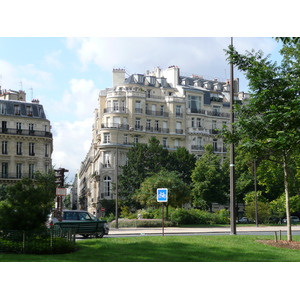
[162,203,164,236]
[115,127,119,229]
[254,159,259,227]
[230,37,236,235]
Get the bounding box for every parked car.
[238,217,252,224]
[48,210,109,238]
[282,216,300,223]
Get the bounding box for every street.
[76,225,300,239]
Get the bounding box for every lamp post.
[115,125,120,229]
[230,37,236,235]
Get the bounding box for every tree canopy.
[0,171,56,231]
[191,144,228,211]
[225,40,300,240]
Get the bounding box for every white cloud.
[0,60,18,88]
[44,50,62,69]
[47,78,99,123]
[52,118,94,182]
[66,37,279,85]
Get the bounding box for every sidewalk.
[109,225,295,235]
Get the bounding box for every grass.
[1,234,300,262]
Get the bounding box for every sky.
[0,37,284,182]
[0,1,294,183]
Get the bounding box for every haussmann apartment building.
[0,88,53,184]
[75,66,249,216]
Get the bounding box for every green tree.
[245,201,270,224]
[225,41,300,241]
[168,147,197,185]
[0,171,56,231]
[191,144,228,211]
[270,194,300,219]
[118,137,169,208]
[132,170,191,219]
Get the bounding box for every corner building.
[0,89,53,184]
[77,66,248,216]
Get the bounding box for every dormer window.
[14,105,20,115]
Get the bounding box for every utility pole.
[230,37,236,235]
[54,168,69,221]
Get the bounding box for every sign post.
[157,188,168,236]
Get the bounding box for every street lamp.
[115,125,120,229]
[230,37,236,235]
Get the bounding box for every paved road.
[75,225,300,239]
[105,225,300,238]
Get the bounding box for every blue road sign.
[157,188,168,202]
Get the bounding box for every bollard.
[274,231,278,242]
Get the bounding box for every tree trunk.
[283,155,292,241]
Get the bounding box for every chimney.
[113,69,126,87]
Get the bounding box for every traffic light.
[54,168,69,187]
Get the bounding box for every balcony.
[103,108,128,114]
[145,110,169,117]
[101,123,129,130]
[106,91,126,98]
[191,145,205,151]
[0,173,35,180]
[135,125,143,131]
[187,127,219,136]
[0,128,52,138]
[175,129,183,134]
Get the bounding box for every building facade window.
[197,118,201,128]
[29,143,35,156]
[104,133,110,144]
[1,162,8,178]
[16,163,22,179]
[213,105,221,116]
[0,103,7,114]
[135,118,142,129]
[134,135,139,143]
[45,144,49,157]
[146,119,151,130]
[2,141,8,154]
[213,139,218,151]
[163,137,168,148]
[188,95,201,113]
[104,152,111,168]
[29,164,35,179]
[103,176,111,197]
[16,142,22,155]
[14,105,20,115]
[113,100,119,111]
[135,101,142,113]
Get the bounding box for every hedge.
[110,219,175,228]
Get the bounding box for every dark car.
[48,210,109,238]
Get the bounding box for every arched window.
[103,176,111,197]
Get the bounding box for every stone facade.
[0,89,53,184]
[76,66,249,216]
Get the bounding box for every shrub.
[109,219,174,228]
[0,229,77,254]
[171,208,229,225]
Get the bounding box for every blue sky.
[1,1,292,183]
[0,37,284,181]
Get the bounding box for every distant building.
[0,89,53,184]
[77,66,249,216]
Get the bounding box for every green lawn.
[1,234,300,262]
